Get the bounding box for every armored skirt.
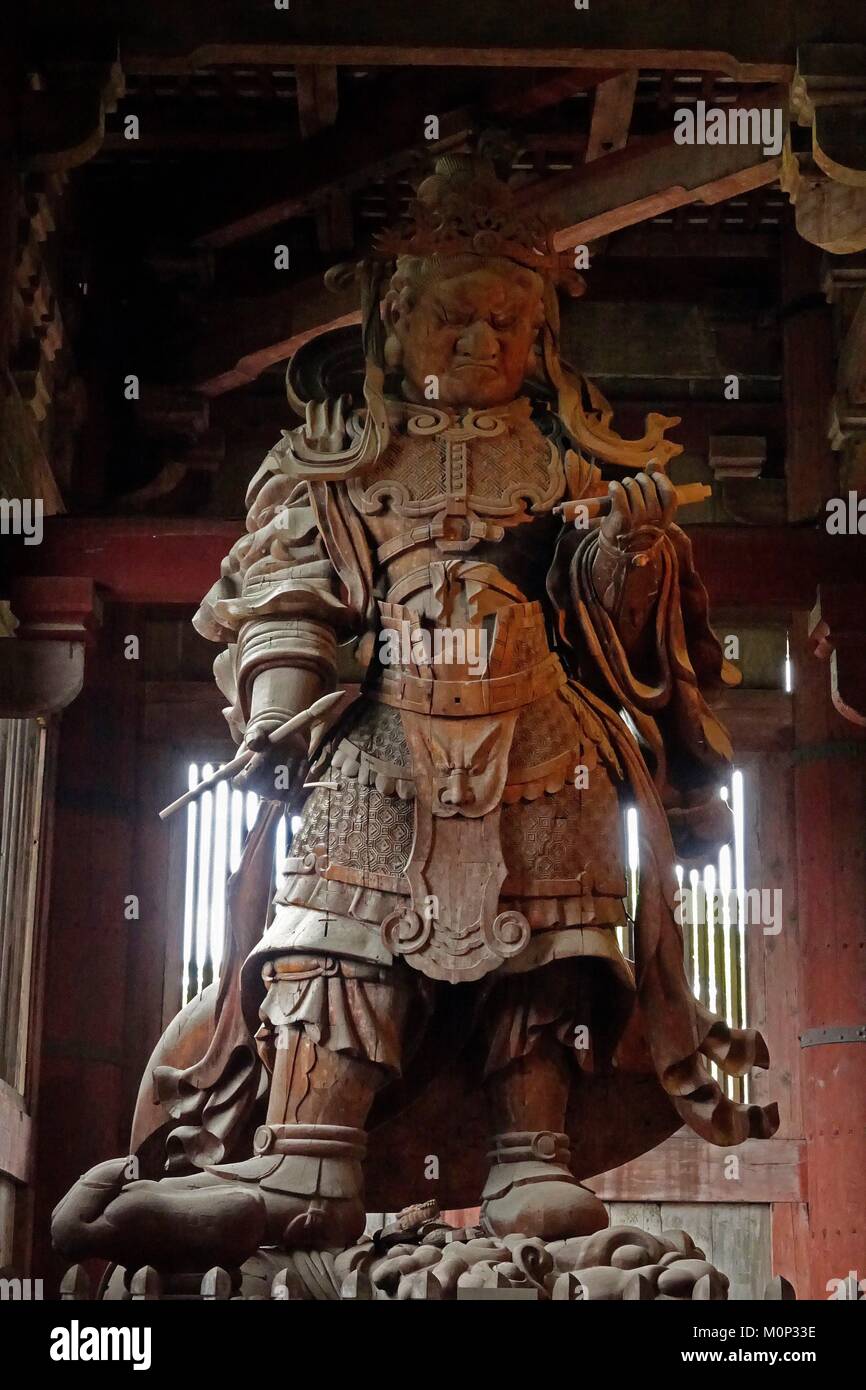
[240,600,637,1081]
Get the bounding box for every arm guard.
[194,443,355,741]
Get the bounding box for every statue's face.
[392,265,544,408]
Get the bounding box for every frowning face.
[389,264,544,408]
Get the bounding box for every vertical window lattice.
[180,766,295,1005]
[0,718,47,1092]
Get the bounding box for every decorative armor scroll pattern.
[348,404,564,524]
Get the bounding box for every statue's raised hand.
[600,465,678,553]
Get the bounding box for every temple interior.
[1,3,865,1313]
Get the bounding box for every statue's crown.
[373,154,559,274]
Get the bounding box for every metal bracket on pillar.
[0,576,102,717]
[808,582,866,726]
[799,1025,866,1047]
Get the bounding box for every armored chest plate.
[347,403,564,525]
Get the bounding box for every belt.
[367,650,566,716]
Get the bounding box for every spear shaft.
[555,481,710,525]
[159,689,346,820]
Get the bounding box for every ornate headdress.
[373,154,583,294]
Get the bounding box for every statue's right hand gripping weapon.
[158,689,346,820]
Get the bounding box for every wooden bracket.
[783,45,866,252]
[0,577,102,717]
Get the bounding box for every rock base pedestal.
[59,1205,798,1301]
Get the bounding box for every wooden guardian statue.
[52,156,778,1276]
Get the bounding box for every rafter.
[521,131,785,250]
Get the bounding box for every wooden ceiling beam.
[484,67,622,117]
[125,48,790,82]
[33,0,853,79]
[13,518,866,612]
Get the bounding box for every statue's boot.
[480,1130,608,1240]
[201,1121,368,1250]
[221,1024,382,1248]
[481,1038,608,1241]
[158,1029,382,1251]
[52,1031,383,1267]
[51,1157,270,1272]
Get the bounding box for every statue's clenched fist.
[233,719,309,801]
[600,464,678,551]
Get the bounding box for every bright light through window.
[181,763,301,1004]
[623,767,749,1102]
[784,632,793,693]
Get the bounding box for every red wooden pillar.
[30,604,141,1289]
[790,608,866,1297]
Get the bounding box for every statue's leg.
[240,1024,388,1250]
[479,961,609,1241]
[52,953,418,1267]
[202,951,415,1249]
